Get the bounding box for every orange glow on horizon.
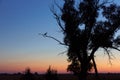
[1,52,120,74]
[1,63,120,73]
[0,58,69,73]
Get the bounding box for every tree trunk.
[79,70,87,80]
[78,62,88,80]
[78,58,99,80]
[92,57,100,80]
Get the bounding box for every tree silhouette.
[41,0,120,80]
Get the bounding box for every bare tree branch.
[111,46,120,51]
[104,48,112,65]
[54,0,62,12]
[39,33,66,45]
[50,7,65,32]
[88,47,99,62]
[58,50,67,55]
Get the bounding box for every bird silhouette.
[44,32,47,36]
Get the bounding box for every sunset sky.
[1,0,120,74]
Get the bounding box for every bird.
[44,32,47,36]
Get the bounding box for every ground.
[0,73,120,80]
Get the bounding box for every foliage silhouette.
[67,59,93,75]
[45,66,58,80]
[41,0,120,80]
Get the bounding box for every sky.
[1,0,120,74]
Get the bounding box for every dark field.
[1,73,120,80]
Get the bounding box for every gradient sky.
[1,0,120,74]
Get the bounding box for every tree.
[41,0,120,80]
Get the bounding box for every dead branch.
[39,33,65,45]
[111,46,120,51]
[50,7,65,32]
[104,48,112,65]
[58,50,67,55]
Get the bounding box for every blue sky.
[0,0,120,73]
[0,0,67,73]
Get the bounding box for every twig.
[58,50,67,55]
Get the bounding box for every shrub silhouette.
[45,66,58,80]
[20,68,35,80]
